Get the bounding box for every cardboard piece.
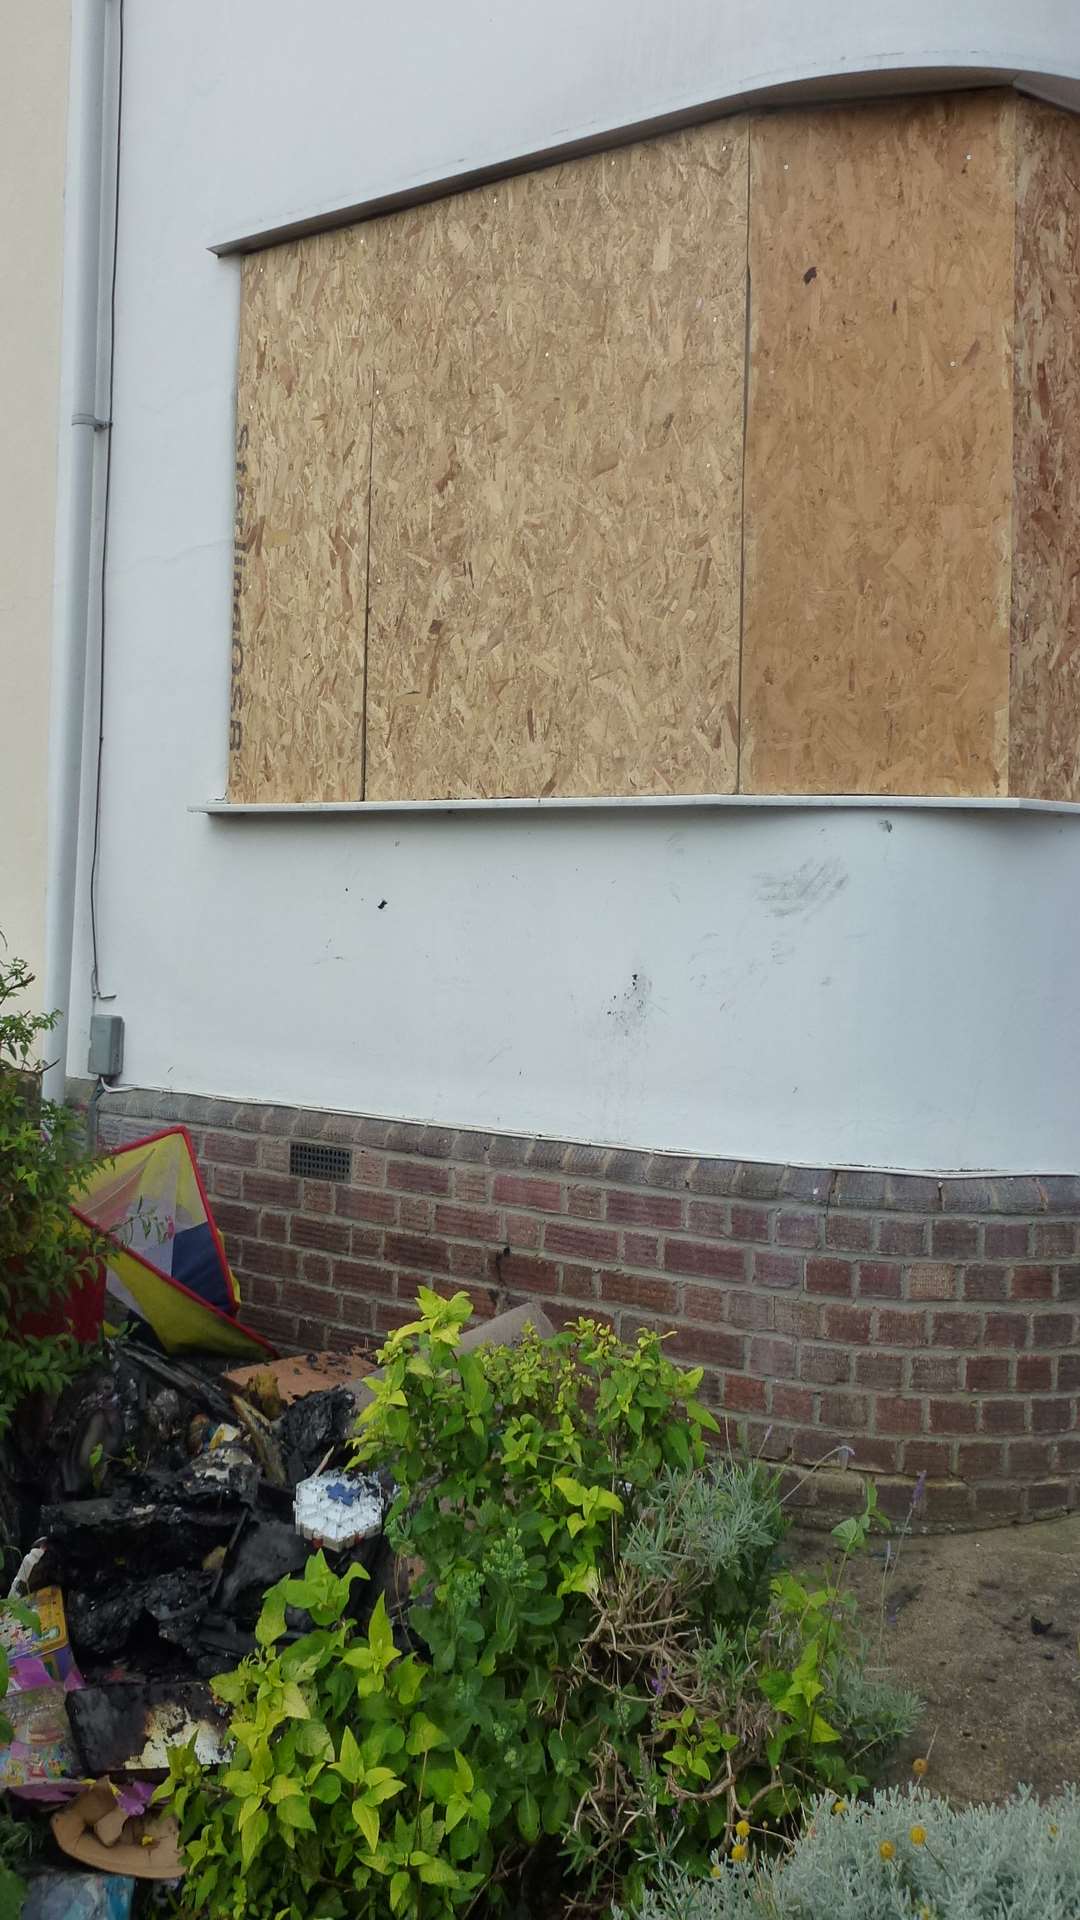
[52,1783,183,1882]
[351,1303,556,1411]
[225,1349,375,1407]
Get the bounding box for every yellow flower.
[731,1844,747,1864]
[912,1757,929,1777]
[710,1865,722,1879]
[910,1826,927,1847]
[879,1841,896,1862]
[832,1799,847,1815]
[735,1820,750,1839]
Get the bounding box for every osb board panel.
[364,122,748,800]
[229,234,374,802]
[1009,99,1080,801]
[741,93,1015,797]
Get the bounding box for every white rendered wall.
[0,0,69,1004]
[66,0,1080,1172]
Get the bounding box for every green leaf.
[406,1715,445,1756]
[354,1801,380,1851]
[277,1796,316,1832]
[553,1475,588,1508]
[516,1788,540,1844]
[239,1807,268,1868]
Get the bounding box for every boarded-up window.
[229,124,749,802]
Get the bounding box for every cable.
[89,0,124,1003]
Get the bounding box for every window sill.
[192,793,1080,817]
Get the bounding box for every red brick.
[375,1302,419,1335]
[504,1211,542,1249]
[623,1231,660,1266]
[722,1375,767,1414]
[339,1294,377,1330]
[985,1312,1029,1349]
[452,1167,490,1204]
[981,1399,1027,1435]
[1033,1221,1075,1257]
[911,1355,960,1391]
[333,1259,389,1298]
[285,1280,342,1321]
[303,1179,338,1214]
[663,1239,745,1281]
[1010,1438,1054,1475]
[243,1170,300,1208]
[1010,1265,1054,1301]
[799,1345,850,1385]
[1028,1480,1070,1513]
[258,1138,291,1174]
[385,1232,450,1274]
[930,1310,975,1348]
[1057,1352,1080,1389]
[730,1204,771,1243]
[931,1221,979,1259]
[1054,1435,1080,1470]
[688,1200,730,1236]
[387,1159,451,1196]
[238,1271,279,1309]
[826,1213,874,1253]
[875,1396,925,1435]
[336,1187,397,1225]
[353,1150,388,1189]
[1017,1354,1053,1391]
[213,1199,258,1238]
[855,1351,903,1389]
[771,1383,815,1422]
[291,1214,350,1256]
[845,1437,899,1474]
[985,1222,1031,1259]
[822,1304,872,1344]
[965,1355,1010,1391]
[929,1397,977,1435]
[568,1184,605,1220]
[302,1251,332,1286]
[805,1257,853,1298]
[246,1240,299,1281]
[957,1440,1005,1479]
[776,1211,821,1249]
[857,1261,902,1300]
[907,1263,958,1301]
[245,1305,297,1344]
[449,1243,490,1280]
[878,1218,928,1257]
[1031,1313,1075,1348]
[258,1210,288,1243]
[877,1308,928,1346]
[496,1253,560,1297]
[973,1484,1021,1519]
[903,1439,953,1476]
[683,1283,731,1326]
[753,1250,802,1290]
[663,1326,745,1369]
[205,1131,259,1166]
[1032,1397,1074,1435]
[399,1197,434,1231]
[819,1391,868,1429]
[493,1175,563,1212]
[963,1265,1007,1301]
[599,1271,678,1314]
[545,1222,618,1262]
[434,1203,498,1240]
[560,1265,597,1305]
[749,1334,797,1378]
[209,1164,243,1198]
[607,1190,683,1230]
[774,1298,820,1339]
[725,1289,773,1330]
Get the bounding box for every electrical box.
[88,1013,124,1081]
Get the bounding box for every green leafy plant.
[627,1785,1080,1919]
[0,1596,39,1918]
[351,1290,914,1909]
[164,1552,494,1920]
[0,943,101,1439]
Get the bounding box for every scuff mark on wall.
[754,857,848,920]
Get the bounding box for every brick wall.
[80,1084,1080,1530]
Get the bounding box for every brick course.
[81,1084,1080,1530]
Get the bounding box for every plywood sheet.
[741,93,1015,796]
[229,234,374,802]
[1009,98,1080,801]
[364,122,748,800]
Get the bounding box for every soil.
[796,1514,1080,1804]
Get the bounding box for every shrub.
[164,1553,495,1920]
[351,1290,915,1908]
[630,1785,1080,1919]
[0,944,99,1439]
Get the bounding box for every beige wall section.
[1009,98,1080,801]
[741,93,1015,797]
[0,1,70,997]
[365,124,747,801]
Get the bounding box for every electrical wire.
[88,0,125,1004]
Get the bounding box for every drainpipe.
[43,0,111,1105]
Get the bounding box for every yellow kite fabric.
[74,1127,273,1359]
